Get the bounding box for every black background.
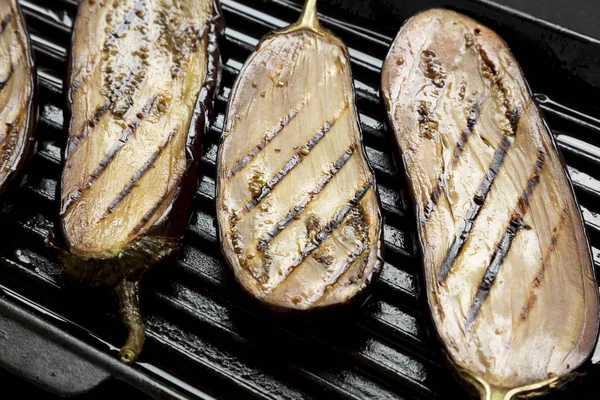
[496,0,600,39]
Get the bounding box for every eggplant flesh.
[217,1,383,311]
[381,9,599,399]
[60,0,223,363]
[0,0,36,195]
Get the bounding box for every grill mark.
[0,12,12,36]
[257,146,355,251]
[61,95,159,215]
[423,95,487,224]
[227,103,303,179]
[272,181,373,290]
[519,207,569,321]
[129,186,176,238]
[436,134,514,283]
[67,69,140,156]
[0,63,15,93]
[244,105,349,213]
[311,242,368,305]
[101,129,177,219]
[104,0,146,50]
[465,150,546,329]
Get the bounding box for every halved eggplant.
[60,0,223,363]
[381,9,599,399]
[216,0,383,310]
[0,0,36,195]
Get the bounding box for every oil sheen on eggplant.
[216,0,383,311]
[60,0,223,363]
[381,9,599,399]
[0,0,36,195]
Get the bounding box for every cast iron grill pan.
[1,0,600,398]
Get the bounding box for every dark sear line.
[257,145,355,251]
[102,128,177,219]
[129,185,176,238]
[227,104,303,179]
[312,242,368,303]
[273,181,373,289]
[465,149,546,329]
[61,95,159,215]
[104,0,146,50]
[519,207,569,321]
[437,133,515,284]
[244,107,348,213]
[0,63,15,93]
[67,68,140,156]
[422,94,487,224]
[0,12,12,36]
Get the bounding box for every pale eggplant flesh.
[60,0,223,363]
[0,0,36,195]
[381,9,599,399]
[216,0,383,311]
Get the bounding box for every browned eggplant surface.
[381,8,599,399]
[60,0,223,363]
[0,0,36,195]
[217,0,383,311]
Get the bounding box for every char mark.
[422,94,487,224]
[0,12,12,36]
[311,242,368,304]
[227,105,302,179]
[437,134,513,283]
[465,150,546,329]
[274,181,373,289]
[129,186,176,238]
[519,208,568,321]
[244,109,347,213]
[104,0,146,50]
[67,69,140,156]
[257,146,355,250]
[0,64,15,93]
[61,95,159,215]
[102,128,176,219]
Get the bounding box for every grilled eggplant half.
[381,9,599,399]
[60,0,223,363]
[0,0,36,195]
[217,0,383,311]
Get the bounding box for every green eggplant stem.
[299,0,319,30]
[113,279,145,364]
[485,388,512,400]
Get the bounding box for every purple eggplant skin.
[57,0,224,364]
[381,8,599,399]
[0,0,37,196]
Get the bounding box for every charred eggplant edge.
[380,7,600,399]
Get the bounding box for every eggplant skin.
[381,8,599,397]
[216,22,383,311]
[60,0,223,284]
[0,0,36,196]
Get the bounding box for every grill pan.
[1,0,600,398]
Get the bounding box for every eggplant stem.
[298,0,319,31]
[113,279,145,364]
[485,387,512,400]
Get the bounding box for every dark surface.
[1,0,600,399]
[494,0,600,39]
